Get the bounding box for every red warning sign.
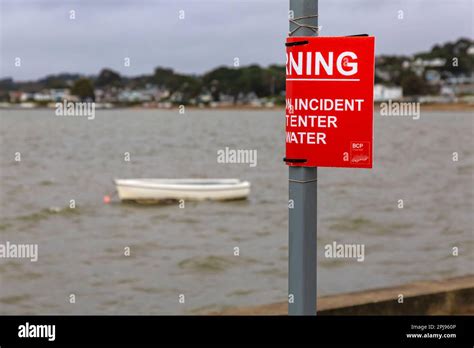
[285,36,375,168]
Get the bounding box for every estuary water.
[0,108,472,314]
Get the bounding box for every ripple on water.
[12,206,81,224]
[319,257,356,269]
[178,255,233,272]
[256,267,286,277]
[327,216,414,236]
[178,255,256,273]
[228,289,256,297]
[0,294,31,305]
[0,223,12,231]
[328,217,374,231]
[457,163,473,175]
[0,260,25,272]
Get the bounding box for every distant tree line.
[0,38,472,102]
[375,38,473,96]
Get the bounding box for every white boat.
[114,178,251,202]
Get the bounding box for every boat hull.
[114,179,250,202]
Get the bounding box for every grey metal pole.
[288,0,318,316]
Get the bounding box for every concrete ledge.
[213,275,474,315]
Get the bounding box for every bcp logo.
[350,141,370,164]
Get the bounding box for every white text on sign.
[286,51,358,77]
[285,98,365,145]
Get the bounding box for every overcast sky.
[1,0,472,81]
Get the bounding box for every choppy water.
[0,108,472,314]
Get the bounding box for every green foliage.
[44,78,68,89]
[70,78,95,101]
[153,67,202,100]
[40,74,81,89]
[202,64,285,101]
[414,38,473,75]
[400,73,429,96]
[96,68,122,87]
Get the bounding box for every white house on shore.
[374,84,403,101]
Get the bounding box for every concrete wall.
[211,275,474,315]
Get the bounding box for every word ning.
[286,51,358,77]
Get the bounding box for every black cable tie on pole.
[283,158,307,164]
[346,34,369,37]
[285,40,309,47]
